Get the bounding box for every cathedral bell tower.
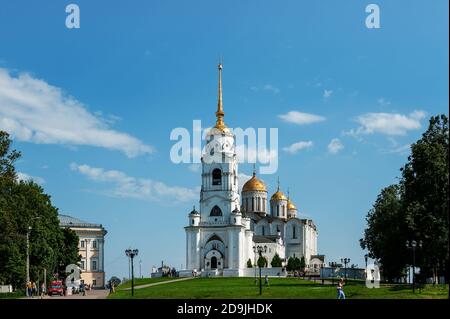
[200,63,240,223]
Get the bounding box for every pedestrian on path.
[26,281,32,297]
[40,283,46,299]
[336,278,346,299]
[31,281,37,297]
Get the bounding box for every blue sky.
[0,0,448,280]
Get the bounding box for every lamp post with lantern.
[253,245,267,295]
[341,258,350,279]
[125,248,139,297]
[406,240,422,293]
[364,254,369,279]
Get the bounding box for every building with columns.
[181,64,324,277]
[58,214,107,288]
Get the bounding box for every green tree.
[247,258,253,268]
[0,131,80,289]
[294,257,301,271]
[360,185,408,280]
[400,114,449,281]
[361,115,449,282]
[270,253,282,267]
[0,131,21,181]
[257,256,268,268]
[299,256,306,270]
[286,257,295,271]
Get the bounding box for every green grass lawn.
[117,277,176,289]
[108,277,448,299]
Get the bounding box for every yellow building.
[59,214,107,288]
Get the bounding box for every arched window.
[276,205,279,217]
[252,198,254,211]
[262,226,265,236]
[245,198,248,211]
[210,205,222,216]
[212,169,222,185]
[234,170,236,186]
[292,225,296,239]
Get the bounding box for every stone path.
[125,277,195,290]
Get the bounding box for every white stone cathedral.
[181,64,324,277]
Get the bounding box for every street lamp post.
[406,240,422,293]
[253,245,267,295]
[26,226,31,287]
[329,262,337,285]
[341,258,350,279]
[252,246,257,285]
[26,216,40,297]
[364,254,369,280]
[125,248,139,296]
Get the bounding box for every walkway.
[125,277,195,290]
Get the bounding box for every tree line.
[360,115,449,282]
[0,131,80,289]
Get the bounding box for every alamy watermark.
[170,120,279,174]
[365,263,381,288]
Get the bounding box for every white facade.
[59,214,107,287]
[182,64,322,277]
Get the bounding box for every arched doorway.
[211,256,218,269]
[204,250,224,270]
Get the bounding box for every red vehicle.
[48,280,64,296]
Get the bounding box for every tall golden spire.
[214,63,226,130]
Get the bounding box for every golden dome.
[287,199,297,211]
[271,190,287,201]
[242,173,267,192]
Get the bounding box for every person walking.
[80,281,86,296]
[26,281,32,298]
[336,278,346,299]
[40,283,46,299]
[31,281,37,298]
[265,275,269,286]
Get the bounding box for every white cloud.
[278,111,326,125]
[323,90,333,99]
[385,144,411,155]
[282,141,313,154]
[70,163,198,203]
[344,111,426,136]
[0,68,154,158]
[327,138,344,154]
[16,172,45,185]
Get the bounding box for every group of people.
[26,281,45,298]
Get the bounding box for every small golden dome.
[242,173,267,192]
[271,190,287,201]
[287,199,297,211]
